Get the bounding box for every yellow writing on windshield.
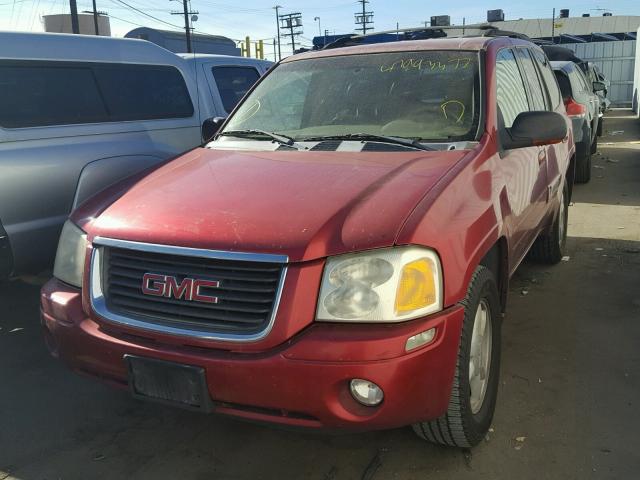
[440,100,466,123]
[380,57,471,73]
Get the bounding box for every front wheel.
[413,266,501,448]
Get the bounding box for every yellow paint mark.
[380,57,470,73]
[441,100,466,123]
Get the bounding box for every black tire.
[597,117,604,137]
[590,133,598,154]
[575,143,592,184]
[529,180,569,264]
[412,266,501,448]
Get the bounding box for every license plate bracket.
[125,355,212,412]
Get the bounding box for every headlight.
[53,220,88,288]
[316,246,443,322]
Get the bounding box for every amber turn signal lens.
[395,258,437,314]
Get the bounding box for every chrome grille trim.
[89,237,288,342]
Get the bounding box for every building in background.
[125,28,239,56]
[481,13,639,43]
[43,13,111,36]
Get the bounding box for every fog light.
[405,328,436,352]
[349,379,384,406]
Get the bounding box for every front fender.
[72,154,165,210]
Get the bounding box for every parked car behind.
[551,60,602,183]
[42,36,574,448]
[0,32,271,280]
[589,63,611,135]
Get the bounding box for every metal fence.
[561,40,637,107]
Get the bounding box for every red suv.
[41,36,574,448]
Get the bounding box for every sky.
[1,0,639,60]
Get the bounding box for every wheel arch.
[478,237,509,313]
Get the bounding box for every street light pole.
[314,16,321,36]
[273,5,282,61]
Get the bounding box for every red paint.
[44,37,574,431]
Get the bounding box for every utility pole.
[551,8,555,44]
[273,5,282,61]
[354,0,373,34]
[91,0,99,35]
[171,0,198,53]
[69,0,80,34]
[279,12,302,56]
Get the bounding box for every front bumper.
[41,278,464,431]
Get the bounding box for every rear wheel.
[412,266,501,448]
[529,180,569,264]
[590,133,598,154]
[575,143,592,184]
[597,117,604,137]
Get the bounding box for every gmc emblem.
[141,273,220,304]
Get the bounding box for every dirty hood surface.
[90,147,467,262]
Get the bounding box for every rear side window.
[93,64,193,121]
[0,61,193,128]
[515,48,547,111]
[531,49,562,108]
[495,49,529,128]
[212,66,261,113]
[554,71,572,101]
[0,65,107,128]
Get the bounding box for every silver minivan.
[0,32,271,278]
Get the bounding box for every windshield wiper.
[218,129,306,149]
[302,133,435,151]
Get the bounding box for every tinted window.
[554,71,572,100]
[0,64,108,128]
[0,61,193,128]
[515,48,547,111]
[212,66,261,113]
[495,49,529,128]
[94,64,193,121]
[531,49,562,108]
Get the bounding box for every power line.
[110,0,182,29]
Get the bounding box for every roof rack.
[321,24,543,50]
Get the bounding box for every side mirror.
[592,81,606,93]
[503,111,567,150]
[202,117,227,144]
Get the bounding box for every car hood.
[89,147,467,262]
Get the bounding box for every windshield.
[221,50,481,143]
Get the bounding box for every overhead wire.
[109,0,183,30]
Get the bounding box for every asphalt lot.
[1,110,639,480]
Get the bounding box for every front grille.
[99,245,285,337]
